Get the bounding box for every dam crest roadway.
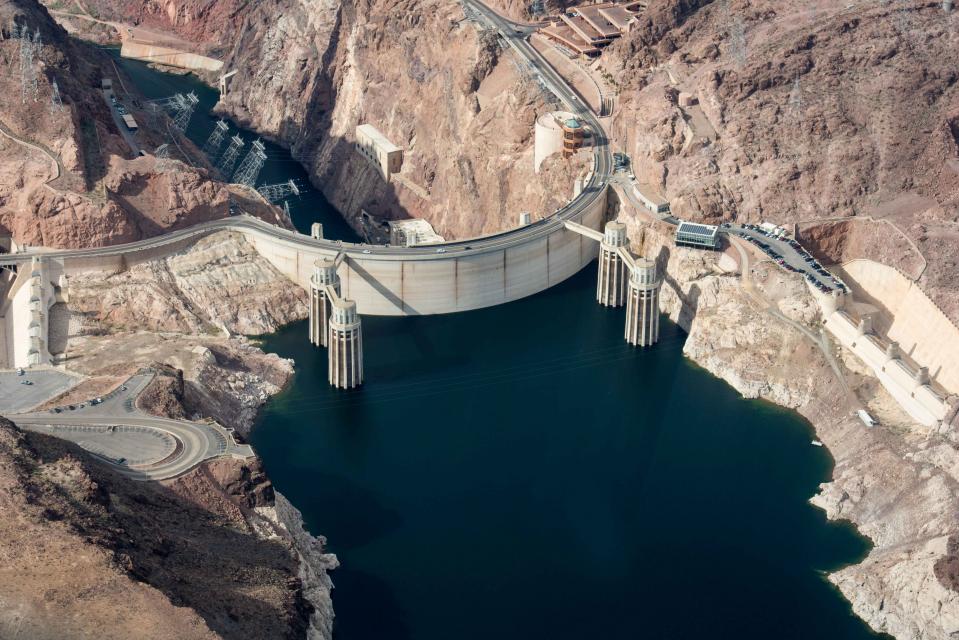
[2,0,614,318]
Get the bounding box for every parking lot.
[0,368,81,414]
[726,223,847,294]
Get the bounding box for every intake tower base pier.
[625,258,661,347]
[596,221,629,307]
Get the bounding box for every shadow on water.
[109,52,361,241]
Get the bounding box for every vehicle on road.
[20,380,32,386]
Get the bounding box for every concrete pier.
[309,259,340,347]
[597,221,629,307]
[328,299,363,389]
[625,258,661,347]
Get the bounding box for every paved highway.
[0,0,612,269]
[12,373,254,481]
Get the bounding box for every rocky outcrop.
[0,0,278,250]
[66,231,308,336]
[629,218,959,639]
[601,0,959,320]
[0,415,220,640]
[213,0,587,239]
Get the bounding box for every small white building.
[634,183,670,214]
[355,124,403,181]
[675,221,719,250]
[388,219,444,247]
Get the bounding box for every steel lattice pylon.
[19,27,37,103]
[171,92,199,132]
[257,179,300,202]
[50,77,63,112]
[217,135,245,177]
[202,119,230,158]
[232,139,267,187]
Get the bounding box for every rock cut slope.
[0,0,276,249]
[601,0,959,319]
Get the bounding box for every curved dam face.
[25,186,608,317]
[249,195,606,315]
[120,41,224,73]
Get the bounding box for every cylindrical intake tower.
[596,221,629,307]
[309,258,340,347]
[625,258,661,347]
[328,299,363,389]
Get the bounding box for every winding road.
[11,373,253,481]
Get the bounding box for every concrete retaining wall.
[839,259,959,396]
[7,266,35,368]
[121,41,224,72]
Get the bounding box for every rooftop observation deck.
[540,23,601,56]
[577,4,622,38]
[597,4,634,30]
[561,12,612,44]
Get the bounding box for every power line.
[201,119,229,158]
[216,134,244,176]
[232,138,266,187]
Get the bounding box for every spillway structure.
[309,255,364,388]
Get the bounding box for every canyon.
[3,0,959,638]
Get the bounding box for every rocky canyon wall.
[600,0,959,322]
[0,0,283,250]
[213,0,588,240]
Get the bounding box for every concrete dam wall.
[121,41,224,73]
[235,191,608,315]
[31,188,609,317]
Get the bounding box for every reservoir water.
[115,55,886,640]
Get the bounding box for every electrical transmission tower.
[788,74,802,115]
[257,179,300,202]
[154,143,176,172]
[217,135,244,176]
[50,77,63,112]
[171,92,199,132]
[19,28,37,103]
[202,119,230,158]
[233,139,267,187]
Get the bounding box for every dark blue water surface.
[250,271,882,640]
[112,52,358,240]
[115,56,885,640]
